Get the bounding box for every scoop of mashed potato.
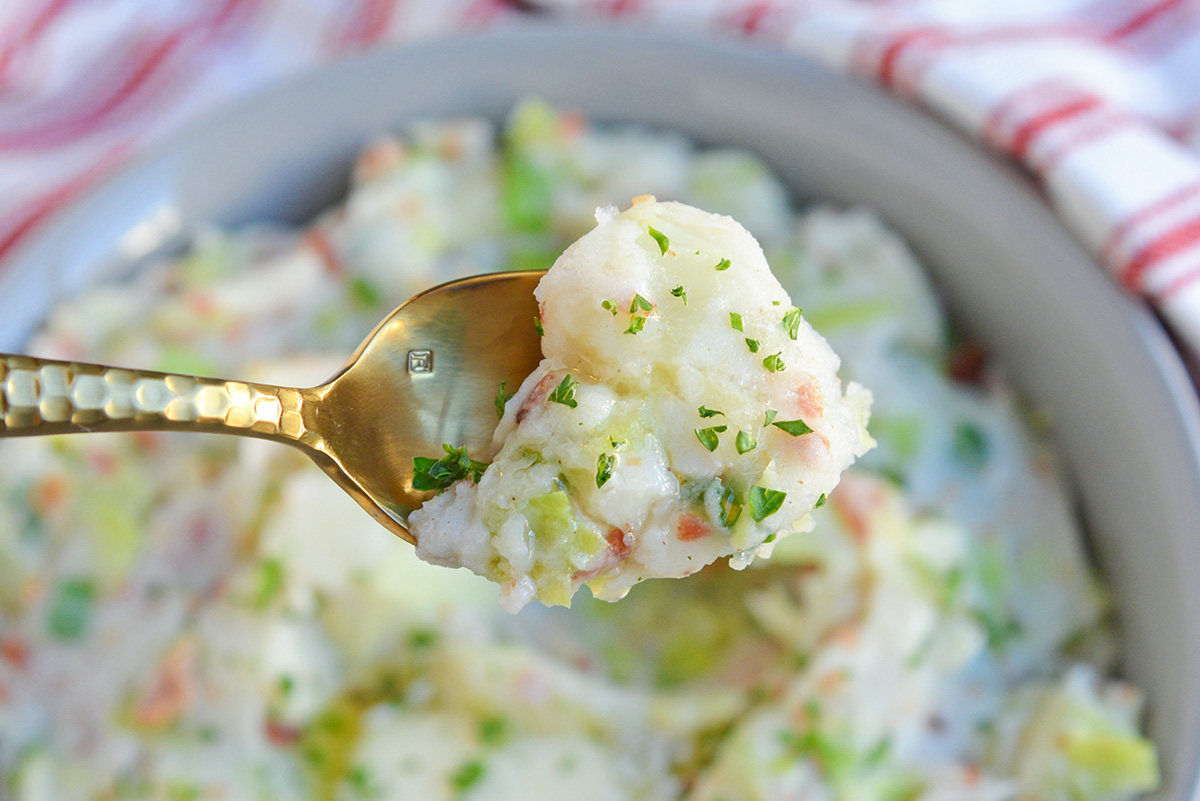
[410,198,873,612]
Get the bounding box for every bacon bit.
[1,637,29,669]
[353,138,405,183]
[631,194,655,205]
[792,374,825,420]
[832,624,860,648]
[133,639,197,730]
[816,669,848,695]
[963,764,982,786]
[303,230,343,275]
[560,111,586,138]
[31,475,68,512]
[265,718,301,746]
[188,292,216,317]
[947,341,989,385]
[675,513,711,542]
[515,373,557,424]
[605,527,633,558]
[131,431,162,453]
[86,449,117,476]
[829,473,885,544]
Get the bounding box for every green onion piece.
[745,338,760,353]
[601,300,618,315]
[647,226,670,255]
[548,374,580,408]
[718,485,741,527]
[698,405,724,418]
[772,418,814,436]
[814,493,827,509]
[782,308,803,340]
[494,381,514,420]
[670,285,687,305]
[695,425,728,452]
[412,444,489,491]
[533,315,545,336]
[763,352,786,373]
[596,453,615,488]
[749,486,787,522]
[730,312,743,331]
[715,258,731,271]
[624,316,646,335]
[630,294,653,314]
[736,430,756,454]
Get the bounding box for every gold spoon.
[0,270,544,544]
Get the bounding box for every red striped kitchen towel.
[1,0,1200,357]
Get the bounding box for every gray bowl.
[2,25,1199,799]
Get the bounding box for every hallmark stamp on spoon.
[407,349,433,374]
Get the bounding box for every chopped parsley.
[629,294,654,314]
[736,430,757,454]
[347,766,373,796]
[953,422,988,469]
[479,716,509,746]
[745,338,760,353]
[412,444,488,491]
[772,418,814,436]
[715,258,731,271]
[47,578,95,640]
[782,308,803,340]
[718,485,742,527]
[647,226,670,255]
[548,374,580,408]
[695,425,728,452]
[596,452,615,488]
[670,285,687,305]
[762,352,786,373]
[749,486,787,522]
[451,759,487,793]
[494,381,514,420]
[730,312,743,331]
[624,316,646,335]
[698,405,724,418]
[533,315,544,336]
[601,299,618,315]
[815,492,827,509]
[609,436,626,450]
[764,409,778,426]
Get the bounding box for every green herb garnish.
[533,315,544,336]
[736,430,756,454]
[695,425,728,452]
[602,299,618,315]
[609,436,626,450]
[764,409,778,426]
[670,285,687,305]
[630,294,653,314]
[412,444,489,491]
[730,312,743,331]
[782,308,803,340]
[772,418,814,436]
[698,405,724,418]
[953,422,988,469]
[596,452,615,488]
[715,258,731,271]
[745,338,760,353]
[815,493,827,509]
[749,486,787,522]
[647,226,670,255]
[47,578,95,640]
[451,759,487,793]
[480,716,509,746]
[548,374,580,408]
[762,352,786,373]
[624,316,646,335]
[494,381,514,419]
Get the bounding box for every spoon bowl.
[0,269,545,543]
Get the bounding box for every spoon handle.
[0,353,322,450]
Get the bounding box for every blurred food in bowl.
[0,100,1157,801]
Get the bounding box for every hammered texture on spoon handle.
[0,354,318,446]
